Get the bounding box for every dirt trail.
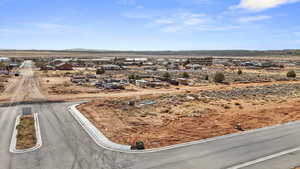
[0,61,46,104]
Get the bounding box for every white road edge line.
[227,146,300,169]
[69,103,300,154]
[9,113,42,153]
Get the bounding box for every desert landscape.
[1,50,300,168]
[2,50,299,150]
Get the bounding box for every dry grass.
[16,114,37,149]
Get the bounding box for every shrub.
[237,69,242,75]
[135,75,141,80]
[181,72,190,78]
[287,70,296,78]
[128,74,136,80]
[128,74,141,80]
[163,72,171,79]
[96,69,105,75]
[213,72,225,83]
[204,75,209,80]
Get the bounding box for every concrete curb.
[69,103,300,153]
[68,104,131,151]
[9,113,42,153]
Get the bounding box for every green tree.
[237,69,242,75]
[128,74,136,80]
[96,69,105,75]
[181,72,190,78]
[287,70,296,78]
[163,72,171,79]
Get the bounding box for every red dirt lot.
[77,82,300,149]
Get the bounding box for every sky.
[0,0,299,50]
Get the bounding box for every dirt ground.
[16,114,37,150]
[0,75,12,92]
[0,74,19,102]
[36,70,103,96]
[78,81,300,149]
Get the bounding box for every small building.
[0,57,11,63]
[50,59,72,66]
[55,63,73,70]
[169,58,187,65]
[71,76,87,83]
[124,58,148,65]
[147,81,169,88]
[135,80,149,88]
[177,78,189,85]
[168,79,179,86]
[143,66,157,71]
[185,64,202,70]
[166,64,179,70]
[40,65,55,70]
[9,63,20,68]
[102,82,125,90]
[100,64,121,70]
[188,57,213,66]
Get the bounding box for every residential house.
[55,63,73,70]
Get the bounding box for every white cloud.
[123,11,210,32]
[122,12,152,19]
[0,22,78,35]
[238,15,272,22]
[0,28,20,33]
[153,12,208,32]
[117,0,136,5]
[155,19,175,24]
[295,32,300,36]
[232,0,299,11]
[160,25,184,33]
[26,22,78,34]
[123,10,245,33]
[184,18,206,25]
[32,23,69,29]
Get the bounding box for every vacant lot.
[78,82,300,149]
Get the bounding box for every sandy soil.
[0,75,20,102]
[78,81,300,149]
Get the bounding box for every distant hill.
[0,49,300,57]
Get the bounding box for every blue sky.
[0,0,299,50]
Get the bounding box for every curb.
[9,113,42,153]
[69,103,300,154]
[69,104,131,151]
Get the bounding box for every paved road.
[1,61,300,169]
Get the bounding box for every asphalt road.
[1,61,300,169]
